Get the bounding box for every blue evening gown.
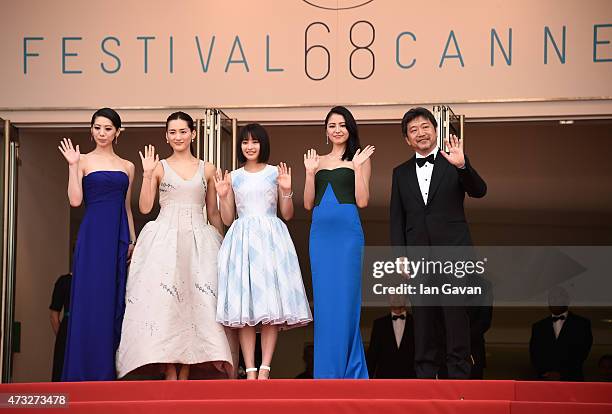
[310,167,368,379]
[62,170,129,381]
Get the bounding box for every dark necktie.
[551,315,566,322]
[416,154,435,167]
[392,314,406,321]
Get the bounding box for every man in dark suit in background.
[530,286,593,381]
[598,355,612,382]
[295,344,314,379]
[390,107,487,379]
[366,296,416,378]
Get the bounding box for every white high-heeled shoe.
[258,365,271,380]
[245,367,258,380]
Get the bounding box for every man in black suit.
[529,287,593,381]
[390,107,487,379]
[366,299,416,378]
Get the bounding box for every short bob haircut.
[401,107,437,138]
[91,107,121,130]
[237,123,271,164]
[324,106,361,161]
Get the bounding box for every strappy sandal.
[258,365,271,380]
[245,367,258,380]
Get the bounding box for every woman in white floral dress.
[116,112,237,380]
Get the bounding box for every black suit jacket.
[390,153,487,247]
[366,314,416,378]
[529,312,593,381]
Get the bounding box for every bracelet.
[129,240,137,245]
[281,191,294,199]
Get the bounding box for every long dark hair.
[325,106,361,161]
[166,111,196,156]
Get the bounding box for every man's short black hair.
[401,107,437,137]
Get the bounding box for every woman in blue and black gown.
[303,106,375,379]
[58,108,136,381]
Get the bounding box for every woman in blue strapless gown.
[58,108,136,381]
[304,106,375,379]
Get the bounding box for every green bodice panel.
[314,167,356,206]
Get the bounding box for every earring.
[326,135,329,145]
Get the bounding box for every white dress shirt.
[415,146,438,205]
[552,311,569,339]
[391,311,407,348]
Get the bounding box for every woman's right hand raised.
[139,145,159,177]
[304,149,319,174]
[214,169,232,199]
[58,138,80,166]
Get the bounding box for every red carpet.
[1,380,610,413]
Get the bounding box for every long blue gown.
[310,167,368,379]
[62,171,129,381]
